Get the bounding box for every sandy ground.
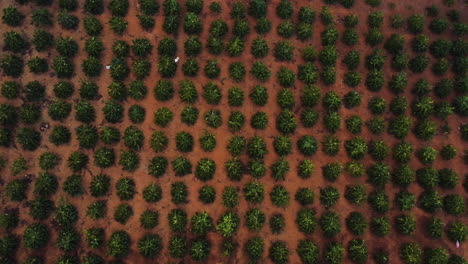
[0,0,467,263]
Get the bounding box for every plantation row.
[1,200,467,262]
[1,0,467,263]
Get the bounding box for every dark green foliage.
[0,104,17,125]
[94,147,115,168]
[24,81,46,102]
[407,14,424,34]
[227,111,244,131]
[233,19,250,38]
[270,158,289,181]
[220,186,239,209]
[321,26,339,46]
[417,147,437,165]
[243,180,265,204]
[320,135,340,157]
[119,150,140,172]
[156,38,177,58]
[82,56,102,77]
[365,29,384,46]
[205,59,221,79]
[57,10,79,30]
[199,131,216,152]
[56,228,80,252]
[87,200,106,220]
[108,230,131,258]
[3,31,28,53]
[143,183,162,203]
[277,21,294,38]
[147,156,167,178]
[343,50,360,70]
[190,211,213,236]
[33,172,58,198]
[268,241,290,264]
[137,14,155,30]
[446,221,467,243]
[277,88,295,109]
[189,239,211,261]
[270,214,285,234]
[115,178,135,201]
[254,17,271,34]
[138,233,162,258]
[102,100,124,123]
[29,197,54,220]
[6,178,28,201]
[114,203,133,224]
[270,185,290,208]
[55,202,78,227]
[89,174,110,198]
[293,188,314,207]
[419,190,442,213]
[320,210,341,238]
[394,191,415,211]
[169,235,187,258]
[24,223,50,249]
[31,7,53,25]
[123,125,144,150]
[1,81,20,99]
[320,186,339,209]
[323,112,340,133]
[324,242,345,264]
[18,104,39,125]
[17,127,41,151]
[84,0,104,14]
[366,50,385,71]
[198,185,216,204]
[0,209,19,230]
[229,62,246,82]
[438,168,459,189]
[52,55,74,78]
[62,174,84,197]
[346,211,367,236]
[84,228,104,249]
[346,116,363,134]
[365,70,384,92]
[171,182,188,204]
[368,190,390,213]
[399,243,422,264]
[347,239,368,264]
[2,6,24,26]
[227,37,245,57]
[127,105,145,124]
[454,96,468,116]
[157,56,177,77]
[394,214,416,235]
[83,16,102,36]
[443,195,465,216]
[27,57,48,74]
[409,55,429,73]
[344,184,366,205]
[300,86,320,107]
[321,66,336,85]
[84,37,104,57]
[48,100,71,121]
[203,109,221,128]
[322,162,342,182]
[342,29,358,46]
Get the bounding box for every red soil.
[0,0,467,263]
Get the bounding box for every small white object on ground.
[174,57,180,63]
[456,241,460,248]
[106,65,111,69]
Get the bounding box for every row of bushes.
[1,219,465,262]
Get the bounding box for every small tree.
[2,6,24,26]
[24,223,50,249]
